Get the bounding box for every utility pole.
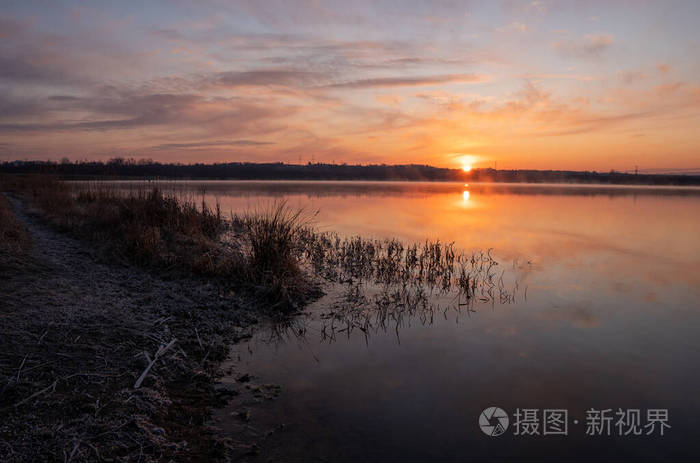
[635,165,639,175]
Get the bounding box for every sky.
[1,0,699,171]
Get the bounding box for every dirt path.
[0,194,258,462]
[2,194,244,337]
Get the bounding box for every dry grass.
[0,176,269,461]
[234,201,320,310]
[6,174,518,314]
[0,194,28,255]
[0,176,321,460]
[1,185,31,278]
[30,180,228,271]
[73,186,230,273]
[9,175,317,311]
[299,230,511,301]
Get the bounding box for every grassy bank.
[9,175,318,311]
[0,175,320,462]
[6,175,515,314]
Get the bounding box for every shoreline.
[0,176,529,461]
[0,192,275,461]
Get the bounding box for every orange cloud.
[326,74,488,89]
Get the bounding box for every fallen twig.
[133,338,177,389]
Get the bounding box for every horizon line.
[2,158,700,176]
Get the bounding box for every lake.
[166,181,700,461]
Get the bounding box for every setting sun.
[462,165,472,172]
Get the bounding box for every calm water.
[182,181,700,461]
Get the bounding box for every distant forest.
[2,159,700,186]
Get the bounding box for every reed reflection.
[255,234,526,347]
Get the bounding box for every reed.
[299,229,509,300]
[0,194,28,256]
[7,176,319,310]
[295,228,521,342]
[6,174,519,315]
[234,201,319,310]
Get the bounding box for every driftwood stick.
[133,338,177,389]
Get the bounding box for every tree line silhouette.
[2,159,699,185]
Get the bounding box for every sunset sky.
[1,1,699,171]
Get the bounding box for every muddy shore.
[0,193,269,461]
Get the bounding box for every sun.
[453,153,478,172]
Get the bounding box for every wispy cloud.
[326,74,487,89]
[151,140,274,150]
[0,91,297,137]
[552,34,615,58]
[212,69,325,88]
